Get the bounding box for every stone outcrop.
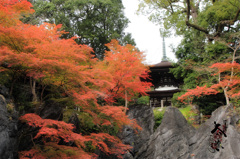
[190,105,240,159]
[121,104,155,159]
[135,105,240,159]
[0,87,239,159]
[134,106,196,159]
[0,86,18,159]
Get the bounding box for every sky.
[122,0,181,65]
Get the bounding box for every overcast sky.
[122,0,181,65]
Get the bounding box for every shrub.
[153,108,165,131]
[179,106,198,127]
[137,96,150,105]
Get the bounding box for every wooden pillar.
[161,99,164,108]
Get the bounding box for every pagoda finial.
[160,29,167,61]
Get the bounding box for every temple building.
[147,36,182,107]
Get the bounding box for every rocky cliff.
[0,86,18,159]
[134,105,240,159]
[134,106,195,159]
[0,90,240,159]
[121,104,155,159]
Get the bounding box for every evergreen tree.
[24,0,136,59]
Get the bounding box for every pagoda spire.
[160,28,167,61]
[162,36,167,61]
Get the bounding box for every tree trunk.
[124,90,128,113]
[40,85,47,104]
[30,78,38,103]
[223,88,230,105]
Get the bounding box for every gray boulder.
[135,106,195,159]
[135,105,240,159]
[121,104,154,159]
[190,104,240,159]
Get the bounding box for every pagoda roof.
[150,60,173,68]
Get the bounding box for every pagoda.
[147,35,182,107]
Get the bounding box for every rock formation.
[96,104,154,159]
[0,86,18,159]
[134,105,240,159]
[134,106,195,159]
[121,104,155,159]
[190,105,240,159]
[0,88,239,159]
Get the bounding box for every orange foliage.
[99,106,142,130]
[210,62,240,74]
[209,62,240,99]
[19,143,95,159]
[0,0,97,106]
[20,114,131,159]
[95,40,152,103]
[88,133,132,158]
[178,85,219,104]
[0,0,34,27]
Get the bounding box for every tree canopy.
[24,0,136,59]
[138,0,240,39]
[95,40,152,110]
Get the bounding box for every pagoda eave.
[147,89,181,97]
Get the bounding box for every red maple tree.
[19,113,132,159]
[178,42,240,105]
[95,40,152,110]
[178,62,240,105]
[0,1,145,158]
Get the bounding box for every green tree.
[24,0,135,59]
[138,0,240,110]
[138,0,240,39]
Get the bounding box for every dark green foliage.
[113,98,126,106]
[194,94,226,115]
[171,92,186,108]
[173,92,225,115]
[63,109,120,136]
[0,71,11,86]
[76,112,99,135]
[24,0,136,59]
[12,83,34,113]
[43,85,75,108]
[170,29,233,112]
[0,71,32,113]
